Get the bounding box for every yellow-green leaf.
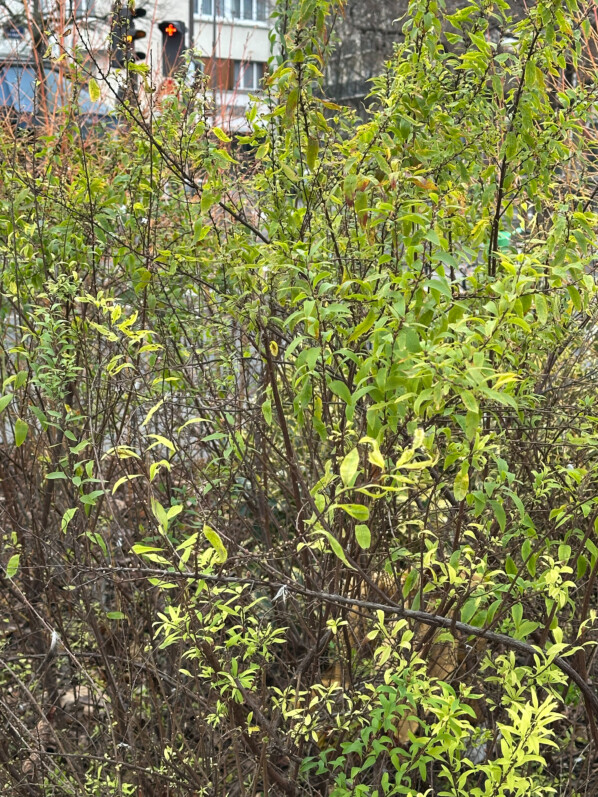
[141,399,164,429]
[61,508,77,534]
[460,390,478,414]
[340,448,359,486]
[203,524,228,563]
[6,553,19,578]
[348,308,376,342]
[355,524,371,549]
[321,530,355,569]
[88,78,100,102]
[535,293,548,325]
[14,418,28,447]
[336,503,369,520]
[453,464,469,502]
[112,474,143,494]
[212,126,231,142]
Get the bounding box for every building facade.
[325,0,529,110]
[167,0,272,128]
[0,0,274,128]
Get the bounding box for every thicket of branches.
[3,0,598,794]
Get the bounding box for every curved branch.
[86,564,598,717]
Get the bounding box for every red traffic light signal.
[158,20,186,76]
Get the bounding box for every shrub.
[1,0,598,794]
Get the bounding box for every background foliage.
[2,0,598,794]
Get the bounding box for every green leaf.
[14,418,28,447]
[340,448,359,487]
[558,543,571,562]
[511,602,523,627]
[203,524,228,563]
[355,524,371,549]
[505,556,517,576]
[285,88,299,119]
[535,292,548,325]
[464,410,479,442]
[405,328,421,353]
[489,499,506,532]
[151,498,169,531]
[461,598,478,624]
[402,568,418,598]
[587,537,598,563]
[88,78,100,102]
[487,599,502,625]
[516,621,539,639]
[306,136,319,170]
[5,554,19,578]
[46,471,67,480]
[167,504,183,521]
[106,611,126,620]
[61,508,77,534]
[262,398,272,426]
[578,554,589,580]
[80,489,104,505]
[149,460,171,482]
[29,405,48,429]
[567,284,582,310]
[329,380,352,405]
[336,503,370,520]
[320,530,355,569]
[0,394,13,413]
[146,434,176,454]
[460,390,479,414]
[368,447,385,470]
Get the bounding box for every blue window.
[0,66,36,113]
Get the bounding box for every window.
[231,0,267,21]
[75,0,96,17]
[199,0,223,15]
[202,58,233,91]
[199,0,267,19]
[0,66,36,113]
[233,60,264,90]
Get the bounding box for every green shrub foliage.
[1,0,598,794]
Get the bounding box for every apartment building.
[153,0,273,128]
[0,0,273,129]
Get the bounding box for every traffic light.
[158,20,186,77]
[110,2,147,69]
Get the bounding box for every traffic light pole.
[188,0,194,52]
[110,1,147,106]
